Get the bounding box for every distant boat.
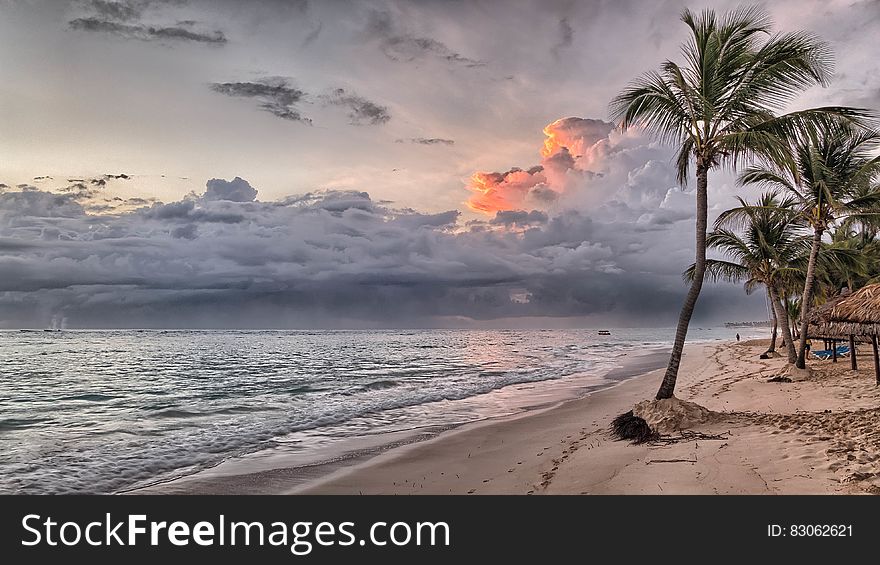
[598,330,611,336]
[43,329,61,333]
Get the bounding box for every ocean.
[0,327,765,494]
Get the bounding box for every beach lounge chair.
[810,345,851,360]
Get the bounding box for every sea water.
[0,327,764,493]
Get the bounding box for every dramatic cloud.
[204,177,258,202]
[68,0,227,44]
[467,117,643,214]
[467,117,614,213]
[551,17,574,58]
[467,166,552,214]
[210,80,391,126]
[322,88,391,125]
[396,138,455,146]
[69,17,227,44]
[87,0,141,22]
[58,181,100,201]
[7,0,851,327]
[364,9,484,68]
[210,79,312,124]
[0,162,763,328]
[490,209,548,227]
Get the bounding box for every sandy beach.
[293,339,880,495]
[134,338,880,495]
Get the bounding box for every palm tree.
[739,121,880,368]
[697,194,865,364]
[609,6,862,398]
[685,193,806,363]
[826,227,880,290]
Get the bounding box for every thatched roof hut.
[809,285,880,337]
[807,283,880,382]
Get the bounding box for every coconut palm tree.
[694,194,865,363]
[739,121,880,368]
[609,5,864,398]
[825,227,880,290]
[685,193,806,362]
[823,185,880,291]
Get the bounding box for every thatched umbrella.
[808,284,880,383]
[808,289,854,367]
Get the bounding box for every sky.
[1,0,879,328]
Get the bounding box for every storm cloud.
[397,138,455,146]
[204,177,258,202]
[210,79,311,124]
[68,0,227,44]
[551,17,574,58]
[5,0,861,327]
[364,9,484,68]
[466,117,617,213]
[0,159,764,328]
[68,17,226,44]
[322,88,391,126]
[88,0,141,21]
[210,80,391,126]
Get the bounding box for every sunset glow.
[466,117,614,215]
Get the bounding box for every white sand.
[298,340,880,494]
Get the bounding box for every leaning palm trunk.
[769,285,797,363]
[766,289,778,355]
[656,164,708,399]
[796,228,824,368]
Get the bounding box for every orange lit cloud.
[466,117,614,214]
[466,166,548,213]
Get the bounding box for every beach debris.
[767,375,792,383]
[610,410,658,444]
[646,458,697,464]
[648,430,729,445]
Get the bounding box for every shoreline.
[300,339,880,495]
[129,346,673,495]
[133,336,880,495]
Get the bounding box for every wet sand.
[300,340,880,494]
[135,339,880,495]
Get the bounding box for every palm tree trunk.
[656,162,708,400]
[766,288,778,355]
[795,228,823,369]
[769,285,796,363]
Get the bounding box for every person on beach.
[736,333,740,342]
